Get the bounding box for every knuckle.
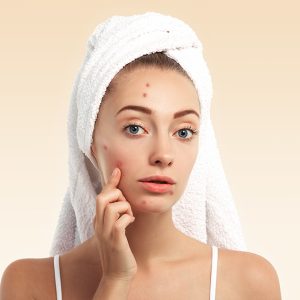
[95,193,103,203]
[96,192,110,207]
[114,223,123,231]
[116,188,124,198]
[105,205,113,215]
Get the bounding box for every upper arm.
[0,260,33,300]
[243,253,282,300]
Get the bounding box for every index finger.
[102,167,121,191]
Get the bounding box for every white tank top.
[53,245,218,300]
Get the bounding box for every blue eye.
[177,129,191,138]
[129,125,139,134]
[176,126,198,141]
[122,123,198,141]
[123,123,145,136]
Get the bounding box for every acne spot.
[145,83,150,87]
[142,92,147,97]
[116,160,123,169]
[103,144,108,150]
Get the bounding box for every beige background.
[0,1,299,298]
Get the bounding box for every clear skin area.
[91,66,202,270]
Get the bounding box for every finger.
[95,189,134,230]
[95,189,120,229]
[96,183,133,218]
[102,167,121,192]
[113,189,134,216]
[112,214,135,244]
[103,201,134,237]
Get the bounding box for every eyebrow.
[115,105,200,119]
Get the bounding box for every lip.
[138,175,176,185]
[138,181,174,193]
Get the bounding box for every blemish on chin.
[142,93,147,97]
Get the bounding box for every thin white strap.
[54,255,62,300]
[209,246,218,300]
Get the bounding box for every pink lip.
[138,181,174,193]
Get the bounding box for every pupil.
[130,125,138,134]
[179,129,187,138]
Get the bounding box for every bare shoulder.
[0,257,55,300]
[218,247,282,300]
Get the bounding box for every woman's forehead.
[107,67,200,112]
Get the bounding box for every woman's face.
[91,66,200,214]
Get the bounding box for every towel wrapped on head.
[49,11,247,256]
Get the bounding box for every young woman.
[0,13,281,300]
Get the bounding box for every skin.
[0,66,282,299]
[91,66,202,271]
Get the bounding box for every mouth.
[138,175,176,185]
[137,175,176,193]
[143,180,169,184]
[138,181,174,193]
[140,181,173,193]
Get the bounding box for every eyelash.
[122,122,199,142]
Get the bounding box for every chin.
[127,192,176,214]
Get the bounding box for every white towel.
[49,12,247,256]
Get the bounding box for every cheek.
[116,160,123,169]
[102,142,142,180]
[102,144,126,172]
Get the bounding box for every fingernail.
[111,168,118,177]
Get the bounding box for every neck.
[125,210,184,268]
[85,210,187,272]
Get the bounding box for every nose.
[149,134,174,167]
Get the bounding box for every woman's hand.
[93,167,137,281]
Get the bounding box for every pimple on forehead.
[142,83,150,97]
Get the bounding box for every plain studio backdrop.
[0,1,299,298]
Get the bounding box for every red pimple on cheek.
[116,160,123,169]
[142,92,147,97]
[146,83,150,87]
[103,144,108,150]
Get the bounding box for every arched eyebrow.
[115,105,200,119]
